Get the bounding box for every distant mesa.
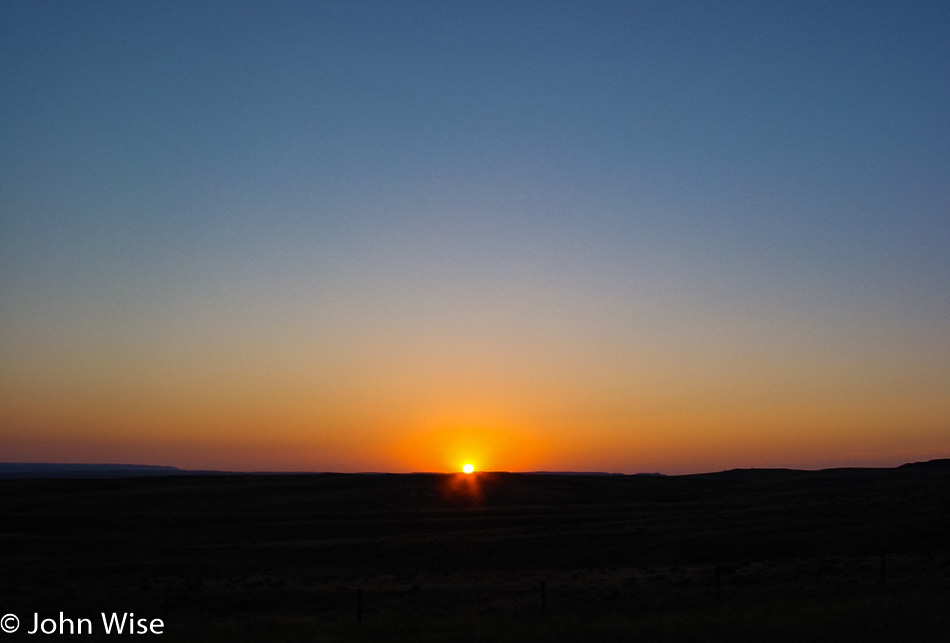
[0,463,182,479]
[897,458,950,472]
[1,459,946,479]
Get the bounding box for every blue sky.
[2,1,949,472]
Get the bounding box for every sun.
[462,463,474,474]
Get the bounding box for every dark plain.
[2,461,949,641]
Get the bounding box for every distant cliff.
[0,463,182,479]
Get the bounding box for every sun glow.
[462,463,474,474]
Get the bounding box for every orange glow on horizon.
[391,419,549,473]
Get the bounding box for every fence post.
[541,580,547,614]
[357,588,363,623]
[880,552,887,588]
[715,564,722,600]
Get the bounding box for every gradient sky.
[2,1,949,474]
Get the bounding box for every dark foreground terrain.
[2,461,949,641]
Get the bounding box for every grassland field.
[1,462,949,641]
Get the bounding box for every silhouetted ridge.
[0,463,181,479]
[898,458,950,471]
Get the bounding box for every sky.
[2,1,949,474]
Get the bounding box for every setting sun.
[462,464,474,474]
